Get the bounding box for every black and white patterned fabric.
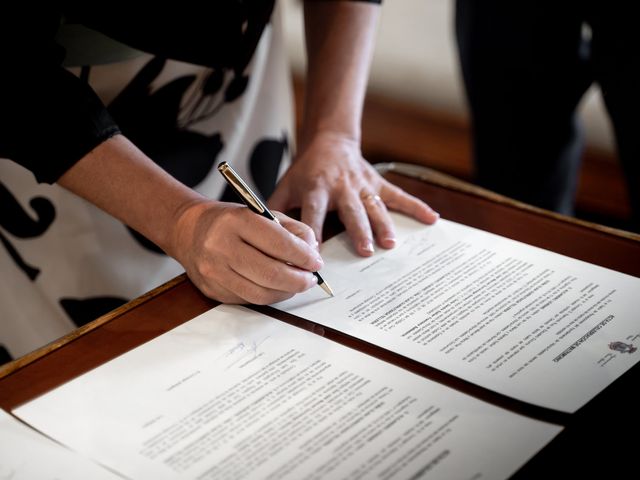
[0,6,292,359]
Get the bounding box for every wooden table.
[2,163,639,479]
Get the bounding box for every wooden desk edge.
[0,274,189,380]
[378,162,640,242]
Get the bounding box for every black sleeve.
[0,10,120,184]
[0,4,380,185]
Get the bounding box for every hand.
[56,135,322,305]
[268,133,439,256]
[170,201,322,304]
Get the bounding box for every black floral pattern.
[0,182,55,280]
[1,1,292,352]
[60,296,129,328]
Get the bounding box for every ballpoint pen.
[218,161,334,297]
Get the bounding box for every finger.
[301,189,329,244]
[219,266,297,305]
[230,239,318,294]
[238,210,323,272]
[276,213,318,250]
[267,178,292,212]
[362,194,397,249]
[338,190,375,257]
[189,246,304,305]
[382,183,440,224]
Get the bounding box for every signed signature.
[223,336,271,370]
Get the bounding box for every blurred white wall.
[282,0,615,153]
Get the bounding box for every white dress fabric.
[0,11,293,359]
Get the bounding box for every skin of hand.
[59,135,322,305]
[172,203,322,304]
[269,132,439,256]
[269,1,438,257]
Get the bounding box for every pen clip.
[218,162,267,214]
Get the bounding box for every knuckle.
[300,256,320,273]
[382,185,405,202]
[202,235,221,254]
[245,288,273,306]
[195,261,215,280]
[271,234,293,257]
[260,265,281,286]
[293,274,314,293]
[198,282,223,302]
[299,223,316,242]
[341,203,361,217]
[283,235,313,264]
[217,206,241,226]
[305,198,322,212]
[307,177,326,190]
[304,200,320,213]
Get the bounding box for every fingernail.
[426,208,440,220]
[361,241,374,254]
[309,273,318,283]
[384,236,397,247]
[316,256,324,267]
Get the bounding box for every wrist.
[298,128,362,156]
[165,198,212,262]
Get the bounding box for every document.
[14,306,559,480]
[0,409,119,479]
[276,214,640,413]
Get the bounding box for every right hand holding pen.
[171,201,322,304]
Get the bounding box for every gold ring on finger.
[361,193,383,204]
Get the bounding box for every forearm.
[300,0,379,147]
[58,134,322,304]
[271,1,436,254]
[57,134,206,257]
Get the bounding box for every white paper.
[0,409,119,480]
[276,214,640,413]
[15,305,559,480]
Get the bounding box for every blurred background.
[282,0,632,231]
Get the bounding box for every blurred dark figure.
[455,0,639,231]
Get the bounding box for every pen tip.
[319,281,334,297]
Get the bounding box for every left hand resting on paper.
[268,132,439,257]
